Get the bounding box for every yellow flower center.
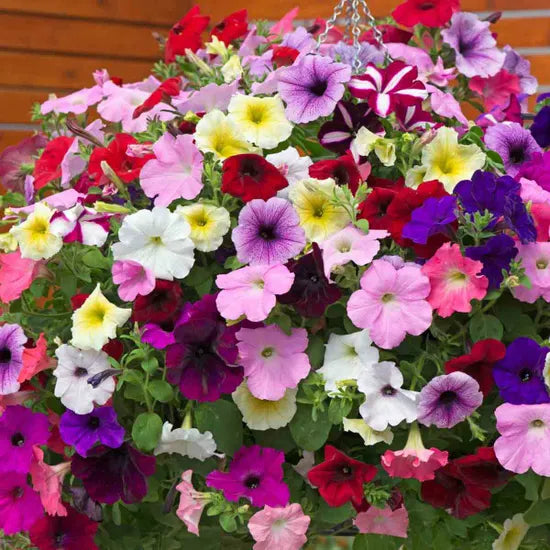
[29,218,49,235]
[531,419,545,428]
[150,236,163,245]
[536,259,548,270]
[261,347,274,358]
[247,104,267,125]
[381,293,394,303]
[82,303,108,327]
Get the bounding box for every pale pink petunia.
[236,325,310,400]
[8,189,87,215]
[347,258,432,349]
[41,86,104,116]
[319,225,388,278]
[140,133,203,206]
[520,177,550,206]
[176,470,207,536]
[112,260,156,302]
[512,242,550,303]
[421,243,488,318]
[428,86,469,127]
[354,505,409,538]
[248,503,311,550]
[268,7,300,39]
[494,403,550,476]
[30,446,70,516]
[174,81,239,114]
[216,264,294,322]
[0,251,43,303]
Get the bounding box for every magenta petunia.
[0,472,43,534]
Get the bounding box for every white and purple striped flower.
[50,203,111,247]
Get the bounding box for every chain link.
[316,0,348,47]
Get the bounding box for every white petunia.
[53,344,114,414]
[343,418,394,446]
[266,147,313,199]
[318,330,379,393]
[154,422,219,461]
[357,361,419,431]
[112,207,195,281]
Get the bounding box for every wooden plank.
[0,89,49,124]
[0,51,152,91]
[0,129,33,151]
[490,0,550,9]
[0,1,190,26]
[0,13,166,60]
[526,55,550,86]
[494,18,550,49]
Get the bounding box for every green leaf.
[289,404,331,451]
[354,218,370,233]
[82,248,111,270]
[525,499,550,526]
[353,534,402,550]
[516,472,542,501]
[195,400,243,456]
[316,501,354,525]
[252,427,296,452]
[148,380,174,403]
[219,513,238,533]
[306,334,325,368]
[328,397,352,424]
[132,412,162,451]
[141,356,159,374]
[469,313,503,342]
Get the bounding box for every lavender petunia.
[329,41,384,69]
[0,324,27,395]
[502,45,538,96]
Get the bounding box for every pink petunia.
[248,503,311,550]
[40,86,104,116]
[174,81,239,114]
[140,133,203,207]
[176,470,207,536]
[512,242,550,303]
[236,325,310,400]
[216,264,294,322]
[0,251,43,303]
[347,258,432,349]
[421,243,488,318]
[18,333,55,384]
[469,69,521,112]
[112,260,156,302]
[354,505,409,538]
[319,226,388,278]
[494,403,550,476]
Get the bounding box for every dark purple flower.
[530,106,550,148]
[417,372,483,429]
[517,151,550,192]
[465,234,518,289]
[59,406,125,457]
[493,337,550,405]
[277,54,351,123]
[71,442,155,504]
[484,122,541,176]
[0,323,27,395]
[206,444,290,507]
[318,101,380,154]
[165,294,243,402]
[278,243,341,317]
[69,486,103,522]
[0,405,49,473]
[0,134,47,193]
[232,197,305,265]
[502,194,537,244]
[401,196,457,245]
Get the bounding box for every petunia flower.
[266,147,313,197]
[277,54,351,123]
[112,207,195,281]
[530,105,550,148]
[469,69,521,112]
[0,134,47,193]
[354,505,409,538]
[49,204,111,247]
[206,444,290,508]
[0,472,43,534]
[417,372,483,429]
[140,133,203,207]
[248,504,311,550]
[177,204,231,252]
[492,513,529,550]
[502,45,538,96]
[392,0,458,28]
[53,345,115,414]
[232,197,305,266]
[112,260,155,302]
[309,153,362,193]
[512,242,550,303]
[342,418,394,446]
[154,422,219,461]
[32,136,74,190]
[357,361,419,431]
[381,422,448,482]
[176,470,209,536]
[307,445,377,509]
[236,325,310,400]
[216,264,294,322]
[132,280,183,324]
[347,258,432,349]
[164,5,209,61]
[0,323,27,395]
[18,333,55,384]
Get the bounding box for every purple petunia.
[206,444,290,508]
[59,406,125,457]
[401,196,457,245]
[417,372,483,429]
[0,405,49,473]
[277,54,351,124]
[493,337,550,405]
[530,105,550,148]
[0,323,27,395]
[232,197,305,266]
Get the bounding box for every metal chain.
[316,0,348,47]
[350,0,362,73]
[358,0,388,58]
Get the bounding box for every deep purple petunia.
[206,444,290,508]
[277,54,351,124]
[401,196,457,245]
[0,323,27,395]
[417,372,483,429]
[165,294,243,402]
[71,442,155,504]
[0,405,49,473]
[232,197,305,265]
[530,105,550,148]
[278,243,341,317]
[465,234,518,289]
[0,472,43,535]
[484,122,541,176]
[59,406,125,457]
[502,194,537,244]
[493,337,550,405]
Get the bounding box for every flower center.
[332,164,349,186]
[74,366,88,378]
[252,279,265,289]
[309,80,328,97]
[247,104,267,125]
[29,218,49,236]
[313,207,325,218]
[509,147,526,165]
[54,532,66,547]
[84,304,107,326]
[536,259,548,270]
[244,475,261,489]
[88,416,101,429]
[309,274,320,284]
[337,240,351,253]
[448,270,467,284]
[11,486,24,499]
[11,432,25,447]
[519,368,533,382]
[381,384,396,396]
[259,225,276,241]
[0,347,12,363]
[150,236,163,245]
[340,465,353,477]
[531,419,545,428]
[438,390,457,405]
[418,2,435,9]
[241,159,260,179]
[261,347,274,358]
[381,293,394,303]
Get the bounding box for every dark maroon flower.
[132,280,183,324]
[309,153,361,194]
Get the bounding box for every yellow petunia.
[176,203,230,252]
[10,202,63,260]
[289,178,350,242]
[228,94,293,149]
[492,514,529,550]
[420,126,486,191]
[71,284,131,350]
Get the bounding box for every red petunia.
[360,25,413,45]
[211,9,249,45]
[221,154,288,202]
[165,6,210,63]
[88,134,152,186]
[357,177,405,230]
[33,136,74,190]
[133,77,182,119]
[308,445,377,508]
[309,154,361,194]
[445,339,506,397]
[392,0,459,28]
[132,280,183,325]
[272,45,300,68]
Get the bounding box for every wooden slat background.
[0,1,549,150]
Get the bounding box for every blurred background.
[0,0,548,150]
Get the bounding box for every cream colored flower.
[343,418,394,446]
[405,165,427,189]
[352,127,396,167]
[221,55,243,83]
[176,203,230,252]
[492,514,529,550]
